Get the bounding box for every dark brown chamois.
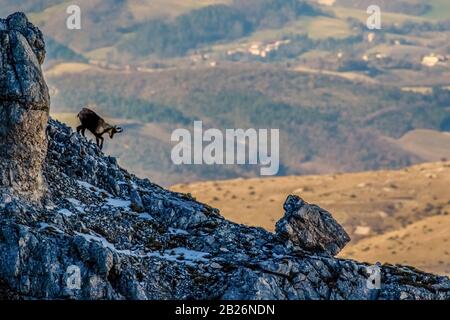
[76,108,123,150]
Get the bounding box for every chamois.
[76,107,123,150]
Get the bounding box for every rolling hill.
[388,129,450,161]
[342,214,450,276]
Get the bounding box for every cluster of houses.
[358,52,448,68]
[226,40,291,59]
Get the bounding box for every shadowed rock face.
[0,13,449,300]
[0,12,50,201]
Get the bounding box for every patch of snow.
[168,227,189,235]
[76,232,116,250]
[66,198,84,213]
[74,234,209,266]
[45,205,56,210]
[38,223,64,234]
[67,198,81,206]
[77,180,130,210]
[75,232,142,257]
[148,247,210,266]
[76,180,108,195]
[77,180,98,191]
[106,198,131,209]
[58,208,74,217]
[38,222,50,230]
[138,213,155,221]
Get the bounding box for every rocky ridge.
[0,13,450,300]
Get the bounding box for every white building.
[422,54,446,67]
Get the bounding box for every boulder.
[275,195,350,256]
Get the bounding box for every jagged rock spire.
[0,12,50,201]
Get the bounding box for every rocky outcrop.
[0,119,448,300]
[276,195,350,256]
[0,13,450,300]
[0,12,49,201]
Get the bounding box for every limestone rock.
[275,195,350,256]
[0,12,49,201]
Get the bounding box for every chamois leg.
[76,126,86,137]
[96,136,104,150]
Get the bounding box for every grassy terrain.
[341,214,450,276]
[305,16,353,39]
[331,6,427,23]
[388,129,450,161]
[45,62,101,76]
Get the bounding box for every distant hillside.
[44,36,87,64]
[2,0,448,185]
[116,0,323,59]
[47,62,450,185]
[388,129,450,161]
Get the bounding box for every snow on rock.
[148,248,210,266]
[58,208,74,217]
[105,197,131,209]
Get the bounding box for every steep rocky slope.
[1,12,450,300]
